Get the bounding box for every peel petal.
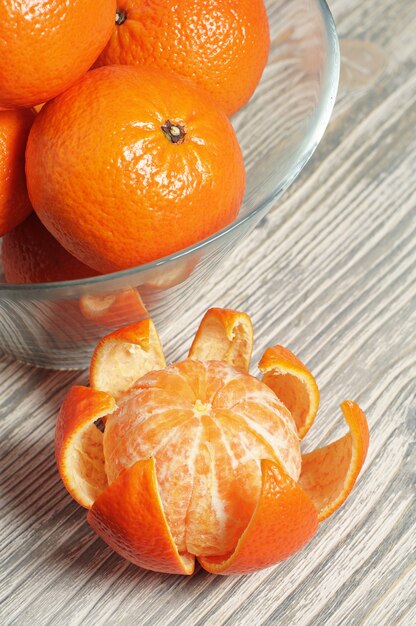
[55,386,116,509]
[199,459,318,575]
[141,257,196,292]
[90,318,166,401]
[259,346,320,439]
[189,308,253,372]
[80,288,148,328]
[299,400,369,521]
[88,458,195,575]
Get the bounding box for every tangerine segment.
[55,386,116,509]
[299,401,369,521]
[80,288,148,328]
[259,346,320,439]
[199,459,319,575]
[213,375,301,481]
[90,319,166,401]
[88,458,195,575]
[189,308,254,372]
[103,360,301,557]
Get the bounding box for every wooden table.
[1,0,415,624]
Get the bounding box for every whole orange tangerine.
[0,0,116,109]
[26,65,246,273]
[96,0,270,116]
[0,108,35,237]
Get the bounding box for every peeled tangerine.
[56,309,369,575]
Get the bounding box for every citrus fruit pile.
[56,308,369,575]
[0,0,270,284]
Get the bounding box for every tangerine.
[26,65,246,273]
[96,0,270,116]
[56,310,370,575]
[103,359,301,556]
[2,213,98,283]
[0,108,35,237]
[0,0,116,109]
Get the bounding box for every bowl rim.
[0,0,340,296]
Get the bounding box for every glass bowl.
[0,0,339,370]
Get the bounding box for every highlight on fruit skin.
[55,308,370,576]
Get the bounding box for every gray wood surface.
[1,0,415,624]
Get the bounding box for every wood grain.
[1,0,415,624]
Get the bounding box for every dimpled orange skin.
[2,213,99,284]
[0,0,116,109]
[0,108,35,237]
[26,65,246,273]
[95,0,270,116]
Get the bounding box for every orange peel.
[259,345,320,439]
[299,400,369,521]
[79,288,148,328]
[189,307,254,372]
[140,257,197,292]
[90,318,166,401]
[88,458,195,575]
[55,308,370,575]
[199,459,318,575]
[55,386,116,509]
